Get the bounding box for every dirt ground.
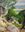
[20,29,25,32]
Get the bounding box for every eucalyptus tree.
[0,0,17,16]
[0,0,17,9]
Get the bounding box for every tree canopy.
[0,0,17,9]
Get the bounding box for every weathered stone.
[0,27,6,31]
[7,26,20,32]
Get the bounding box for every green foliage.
[14,10,25,24]
[12,10,25,28]
[5,7,17,19]
[16,13,24,23]
[12,22,22,28]
[8,9,16,16]
[1,0,16,9]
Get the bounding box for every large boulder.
[7,26,20,32]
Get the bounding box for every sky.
[17,0,25,2]
[15,0,25,8]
